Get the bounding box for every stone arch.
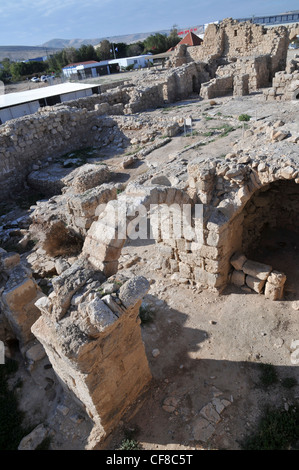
[289,26,299,42]
[212,168,299,290]
[192,74,200,93]
[82,184,194,277]
[292,88,299,100]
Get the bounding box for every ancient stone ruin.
[0,18,299,449]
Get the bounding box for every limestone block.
[179,262,191,278]
[264,270,286,300]
[18,424,48,450]
[50,260,93,320]
[230,252,247,271]
[2,276,42,346]
[271,130,289,142]
[25,342,46,362]
[245,275,266,293]
[266,271,286,287]
[231,270,245,287]
[119,276,150,309]
[0,252,20,270]
[193,267,219,288]
[86,297,118,334]
[264,282,284,301]
[242,260,272,281]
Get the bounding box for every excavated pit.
[242,180,299,299]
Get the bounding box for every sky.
[0,0,298,46]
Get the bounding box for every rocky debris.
[264,271,287,301]
[230,253,286,300]
[190,397,232,443]
[0,248,43,349]
[18,424,48,450]
[25,341,46,363]
[121,154,138,169]
[27,163,111,197]
[62,163,110,194]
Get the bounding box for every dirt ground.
[2,90,299,451]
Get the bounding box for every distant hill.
[40,30,173,50]
[0,45,62,62]
[41,25,204,49]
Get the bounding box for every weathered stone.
[242,260,272,281]
[245,275,266,293]
[230,252,247,271]
[192,417,215,442]
[231,270,245,287]
[25,342,46,362]
[18,424,48,450]
[119,276,150,309]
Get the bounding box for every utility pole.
[111,44,116,59]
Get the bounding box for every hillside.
[0,45,62,62]
[40,29,173,50]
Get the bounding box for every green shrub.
[139,305,155,325]
[238,113,251,121]
[118,439,141,450]
[0,359,31,449]
[242,405,299,450]
[282,377,297,389]
[258,363,278,388]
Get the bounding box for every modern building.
[62,55,154,80]
[237,10,299,27]
[62,60,117,79]
[0,82,101,124]
[107,54,153,70]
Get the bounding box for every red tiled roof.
[177,31,203,47]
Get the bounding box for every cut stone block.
[231,269,245,286]
[246,275,266,293]
[264,282,284,301]
[230,252,247,271]
[242,260,272,280]
[266,271,286,287]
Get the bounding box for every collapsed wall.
[31,261,151,444]
[190,18,290,75]
[169,18,292,99]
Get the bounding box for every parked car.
[31,77,40,82]
[40,75,48,82]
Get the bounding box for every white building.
[62,60,113,79]
[107,54,153,70]
[62,55,154,80]
[0,82,100,124]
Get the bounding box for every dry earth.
[2,90,299,451]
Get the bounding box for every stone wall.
[32,261,152,442]
[0,106,118,201]
[216,55,271,92]
[192,18,290,75]
[264,69,299,101]
[0,248,43,350]
[0,62,213,202]
[81,149,299,294]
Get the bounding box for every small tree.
[167,24,180,49]
[143,33,169,54]
[96,40,111,60]
[127,42,144,57]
